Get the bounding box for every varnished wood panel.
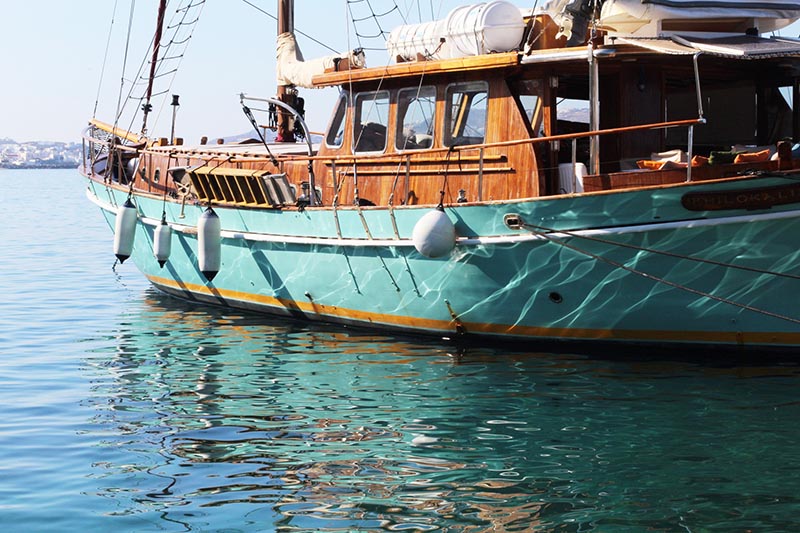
[313,75,540,206]
[135,69,542,207]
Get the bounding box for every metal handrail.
[258,118,707,165]
[240,94,319,206]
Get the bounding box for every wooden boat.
[81,0,800,350]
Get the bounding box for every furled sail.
[276,32,366,88]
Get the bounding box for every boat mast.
[141,0,168,135]
[276,0,296,143]
[589,44,599,175]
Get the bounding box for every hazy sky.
[0,0,473,143]
[2,1,799,143]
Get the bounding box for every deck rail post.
[686,125,694,182]
[478,147,485,201]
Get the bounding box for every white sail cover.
[386,1,525,61]
[276,33,366,88]
[599,0,800,36]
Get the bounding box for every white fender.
[153,219,172,268]
[198,207,221,281]
[412,207,456,258]
[113,198,138,263]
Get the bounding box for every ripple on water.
[4,171,800,532]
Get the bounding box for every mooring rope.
[525,221,800,282]
[522,222,800,325]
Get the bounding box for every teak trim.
[312,51,520,87]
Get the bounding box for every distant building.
[0,140,81,169]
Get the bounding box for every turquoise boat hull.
[86,174,800,350]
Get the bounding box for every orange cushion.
[637,160,665,170]
[637,159,691,170]
[660,160,686,170]
[691,155,709,167]
[734,149,770,164]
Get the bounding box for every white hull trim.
[87,186,800,248]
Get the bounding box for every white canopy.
[614,34,800,57]
[599,0,800,36]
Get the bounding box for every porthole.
[504,213,524,230]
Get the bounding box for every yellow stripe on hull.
[147,274,800,348]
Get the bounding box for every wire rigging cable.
[137,0,206,134]
[239,0,340,53]
[94,0,121,120]
[103,0,207,140]
[113,0,138,136]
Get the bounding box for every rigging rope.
[113,0,137,136]
[93,0,121,120]
[526,221,800,283]
[346,0,404,50]
[521,222,800,325]
[137,0,206,136]
[104,0,206,140]
[239,0,340,53]
[242,104,279,166]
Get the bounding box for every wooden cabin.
[98,15,800,210]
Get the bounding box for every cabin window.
[666,82,757,148]
[780,85,794,114]
[445,81,489,147]
[325,92,348,148]
[396,86,436,151]
[353,90,390,153]
[668,82,794,148]
[556,95,590,165]
[510,79,543,135]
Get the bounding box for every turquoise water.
[2,169,800,532]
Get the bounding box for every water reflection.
[85,289,800,531]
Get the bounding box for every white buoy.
[113,198,138,263]
[153,217,172,268]
[412,207,456,258]
[197,207,221,281]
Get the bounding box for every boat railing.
[269,118,706,168]
[82,121,146,182]
[298,117,706,203]
[82,125,113,178]
[82,113,708,203]
[448,117,705,176]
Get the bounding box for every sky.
[2,1,800,143]
[0,0,480,143]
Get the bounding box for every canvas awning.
[613,35,800,58]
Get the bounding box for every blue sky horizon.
[2,1,799,144]
[0,0,475,144]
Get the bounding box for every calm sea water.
[3,169,800,532]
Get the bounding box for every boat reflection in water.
[85,289,800,531]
